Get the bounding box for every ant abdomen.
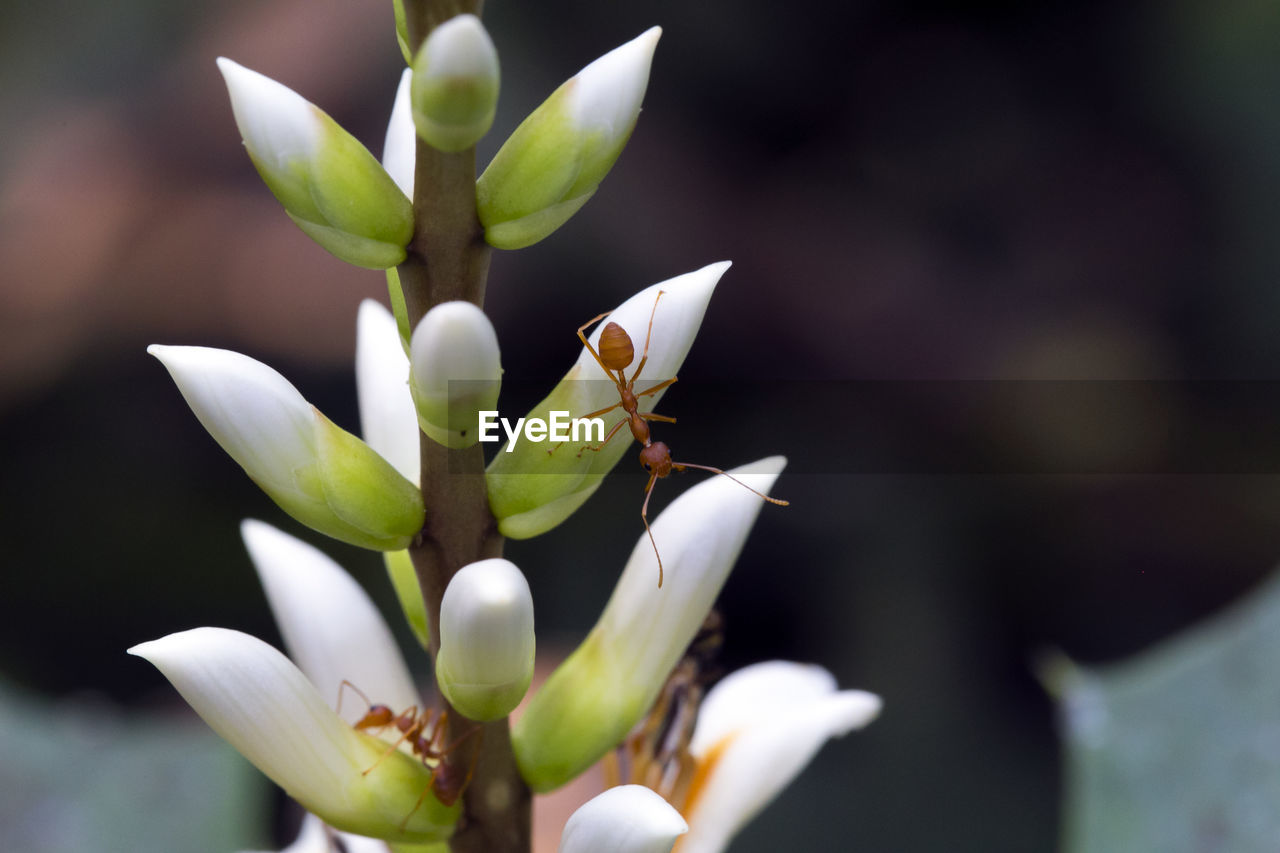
[598,322,636,371]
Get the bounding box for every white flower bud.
[436,558,535,722]
[217,58,413,269]
[558,786,688,853]
[513,458,786,792]
[409,301,502,449]
[129,628,458,841]
[476,28,660,249]
[381,69,416,199]
[149,345,423,551]
[411,14,500,152]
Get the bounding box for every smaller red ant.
[338,681,481,827]
[571,290,789,587]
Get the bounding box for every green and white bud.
[409,301,502,449]
[513,457,786,792]
[129,628,459,842]
[486,262,727,539]
[476,27,661,249]
[149,345,424,551]
[382,69,416,199]
[558,786,688,853]
[217,58,413,269]
[435,558,535,721]
[411,14,499,153]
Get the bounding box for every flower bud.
[409,301,502,449]
[382,69,415,199]
[486,262,726,538]
[513,458,786,792]
[435,559,535,721]
[476,28,660,249]
[558,786,687,853]
[217,58,413,269]
[149,345,424,551]
[411,14,499,152]
[129,628,459,842]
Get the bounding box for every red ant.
[339,681,481,827]
[571,290,789,587]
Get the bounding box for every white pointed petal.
[559,786,688,853]
[217,58,321,170]
[148,345,315,496]
[689,661,837,757]
[241,520,420,723]
[597,457,787,691]
[678,669,881,853]
[569,27,661,138]
[382,69,415,198]
[129,628,456,840]
[356,300,420,484]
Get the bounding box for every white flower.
[381,70,416,200]
[513,457,786,791]
[675,662,882,853]
[130,523,459,842]
[559,786,688,853]
[356,300,419,485]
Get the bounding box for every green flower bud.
[435,559,535,721]
[486,263,726,538]
[476,28,660,249]
[409,301,502,449]
[411,14,499,153]
[150,345,424,551]
[217,58,413,269]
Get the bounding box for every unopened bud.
[409,301,502,449]
[411,14,500,153]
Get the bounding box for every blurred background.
[5,0,1280,849]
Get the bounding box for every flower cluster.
[133,12,879,853]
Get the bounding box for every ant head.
[598,322,635,372]
[640,441,673,476]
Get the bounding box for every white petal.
[356,300,420,484]
[129,628,455,841]
[689,661,837,757]
[382,69,415,198]
[559,785,688,853]
[677,665,882,853]
[148,345,316,497]
[217,58,322,170]
[241,519,421,724]
[568,28,661,138]
[409,301,502,448]
[596,458,787,695]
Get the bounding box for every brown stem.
[398,1,529,850]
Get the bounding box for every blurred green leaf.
[1056,572,1280,852]
[0,683,268,853]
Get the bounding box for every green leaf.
[1055,570,1280,852]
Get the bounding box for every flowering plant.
[132,5,879,851]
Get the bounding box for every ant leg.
[634,376,678,399]
[640,412,677,425]
[548,401,624,455]
[671,462,790,506]
[578,417,628,457]
[640,470,664,588]
[627,290,666,386]
[336,679,371,720]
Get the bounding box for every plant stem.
[398,2,530,851]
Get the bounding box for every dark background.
[6,0,1280,849]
